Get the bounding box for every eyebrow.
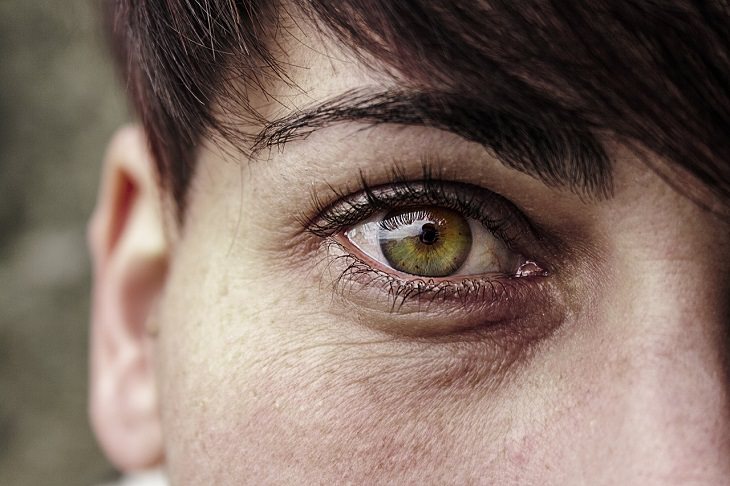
[254,88,613,199]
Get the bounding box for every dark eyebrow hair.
[254,88,613,199]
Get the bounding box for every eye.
[304,176,560,337]
[344,205,538,278]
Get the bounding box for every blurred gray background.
[0,1,126,484]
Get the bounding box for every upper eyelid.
[305,178,540,256]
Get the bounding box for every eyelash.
[323,239,536,313]
[302,165,551,311]
[306,167,536,249]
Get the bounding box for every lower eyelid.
[321,238,563,339]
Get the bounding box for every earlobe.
[88,125,167,472]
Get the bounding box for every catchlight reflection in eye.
[345,205,530,278]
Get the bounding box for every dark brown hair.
[105,1,730,217]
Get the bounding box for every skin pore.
[89,7,730,485]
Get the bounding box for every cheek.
[149,183,616,484]
[153,245,570,484]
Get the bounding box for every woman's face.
[90,13,730,485]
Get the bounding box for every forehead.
[232,1,723,215]
[236,7,613,201]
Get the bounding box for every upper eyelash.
[303,165,537,252]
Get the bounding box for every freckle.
[195,398,209,413]
[506,435,535,468]
[219,279,229,297]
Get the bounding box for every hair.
[104,0,730,218]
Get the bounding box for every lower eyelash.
[324,239,534,314]
[314,238,564,343]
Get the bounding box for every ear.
[88,125,167,471]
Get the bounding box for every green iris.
[378,206,472,277]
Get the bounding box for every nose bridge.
[607,271,730,481]
[609,324,730,482]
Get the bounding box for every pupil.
[419,223,439,245]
